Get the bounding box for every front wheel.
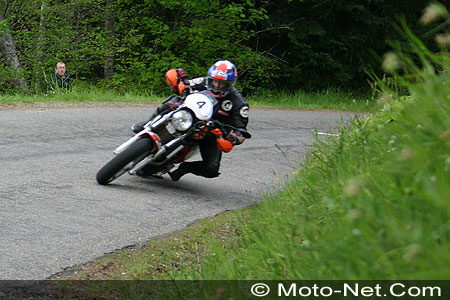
[96,138,154,185]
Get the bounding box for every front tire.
[96,138,154,185]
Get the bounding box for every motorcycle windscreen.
[182,93,215,120]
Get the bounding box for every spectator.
[49,61,72,91]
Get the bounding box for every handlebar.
[210,120,252,139]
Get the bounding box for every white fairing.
[182,93,214,120]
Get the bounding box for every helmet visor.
[207,77,233,93]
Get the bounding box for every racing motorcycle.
[96,92,251,185]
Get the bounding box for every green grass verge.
[196,68,450,280]
[56,72,449,284]
[249,89,375,111]
[0,84,376,112]
[8,26,445,296]
[198,96,450,280]
[0,85,163,105]
[53,210,246,280]
[52,60,449,289]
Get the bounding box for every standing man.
[49,61,72,91]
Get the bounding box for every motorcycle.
[96,92,251,185]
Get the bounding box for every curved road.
[0,104,356,279]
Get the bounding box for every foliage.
[192,7,450,280]
[0,0,439,95]
[255,0,433,91]
[50,12,450,297]
[109,0,274,93]
[0,0,107,93]
[24,5,448,296]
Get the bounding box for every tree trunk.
[38,1,47,67]
[104,0,115,81]
[0,11,28,91]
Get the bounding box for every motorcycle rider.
[132,60,249,181]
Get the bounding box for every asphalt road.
[0,104,356,279]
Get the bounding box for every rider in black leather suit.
[132,60,249,181]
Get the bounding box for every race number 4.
[197,101,206,109]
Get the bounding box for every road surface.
[0,104,356,279]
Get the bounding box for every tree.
[0,0,438,94]
[104,0,115,81]
[250,0,435,91]
[0,8,28,91]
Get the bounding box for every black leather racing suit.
[144,77,249,180]
[136,77,249,181]
[176,78,249,179]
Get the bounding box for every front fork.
[114,127,190,176]
[128,135,186,175]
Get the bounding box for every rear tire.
[96,138,154,185]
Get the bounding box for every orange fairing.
[177,82,186,95]
[216,138,233,153]
[165,69,179,86]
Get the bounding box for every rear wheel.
[96,138,154,185]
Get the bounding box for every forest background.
[0,0,445,96]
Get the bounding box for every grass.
[8,17,450,298]
[53,210,246,281]
[44,23,450,299]
[0,84,164,105]
[197,90,450,280]
[48,69,450,298]
[0,84,376,112]
[248,89,375,111]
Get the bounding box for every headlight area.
[170,109,194,132]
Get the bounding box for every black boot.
[168,163,191,181]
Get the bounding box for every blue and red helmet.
[207,60,237,98]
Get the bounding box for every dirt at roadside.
[0,102,157,111]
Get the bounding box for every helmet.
[207,60,237,98]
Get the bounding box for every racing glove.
[210,128,234,152]
[216,138,233,153]
[176,68,188,79]
[226,131,244,145]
